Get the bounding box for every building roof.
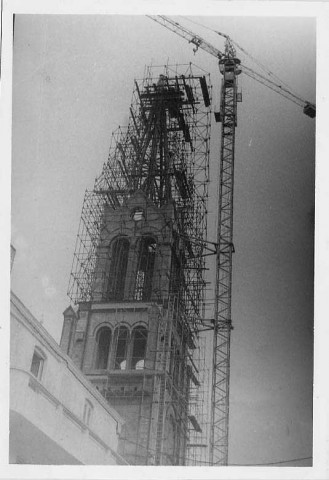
[10,290,125,427]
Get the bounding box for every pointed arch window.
[108,237,130,301]
[134,236,156,301]
[131,326,148,369]
[114,326,129,370]
[95,327,112,369]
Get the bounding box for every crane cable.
[225,36,296,91]
[241,65,305,107]
[180,15,314,109]
[180,15,295,86]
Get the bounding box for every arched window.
[95,327,111,369]
[114,326,129,370]
[134,236,156,301]
[131,326,148,369]
[108,237,129,301]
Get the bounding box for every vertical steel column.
[209,53,241,465]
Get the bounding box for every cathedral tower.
[61,65,212,465]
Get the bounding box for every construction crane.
[147,15,316,467]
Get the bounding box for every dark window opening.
[114,326,129,370]
[108,237,129,301]
[131,326,148,369]
[135,237,156,301]
[83,400,93,426]
[95,327,111,369]
[30,349,44,379]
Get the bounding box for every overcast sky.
[11,12,315,468]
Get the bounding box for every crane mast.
[210,42,241,466]
[148,14,240,465]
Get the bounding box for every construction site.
[59,16,315,467]
[11,13,316,468]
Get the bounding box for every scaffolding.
[67,64,212,465]
[186,335,210,465]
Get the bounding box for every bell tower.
[61,65,212,465]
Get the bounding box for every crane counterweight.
[304,102,316,118]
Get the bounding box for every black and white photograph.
[2,1,328,478]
